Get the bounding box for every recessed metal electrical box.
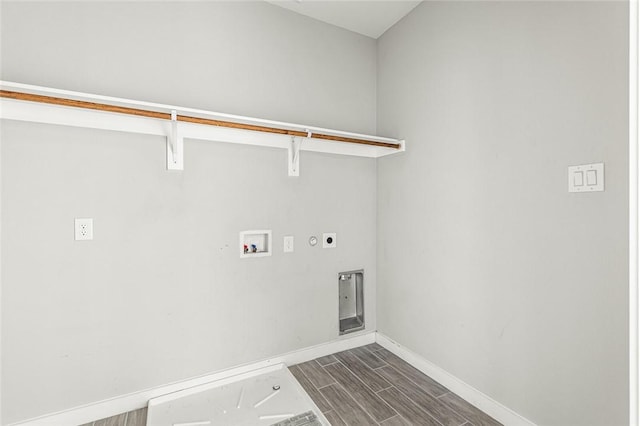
[339,270,364,335]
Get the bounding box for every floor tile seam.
[322,409,346,426]
[345,347,385,370]
[334,349,452,423]
[434,395,479,425]
[328,376,397,424]
[316,381,336,390]
[296,362,336,390]
[325,357,389,398]
[316,384,341,416]
[291,363,312,384]
[331,356,392,396]
[378,414,402,425]
[356,348,390,369]
[387,378,461,426]
[290,363,336,415]
[377,366,470,425]
[336,351,396,391]
[364,345,389,356]
[365,345,387,355]
[374,384,395,394]
[398,387,448,426]
[320,382,370,425]
[379,387,448,426]
[379,360,448,398]
[380,367,459,413]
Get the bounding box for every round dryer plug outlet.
[322,233,337,248]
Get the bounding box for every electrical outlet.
[284,236,294,253]
[75,218,93,241]
[322,232,336,248]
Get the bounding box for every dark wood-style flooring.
[290,343,502,426]
[80,344,501,426]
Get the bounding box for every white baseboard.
[9,331,375,426]
[10,331,535,426]
[375,332,536,426]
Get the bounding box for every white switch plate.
[322,233,337,248]
[74,218,93,240]
[568,163,604,193]
[284,235,294,253]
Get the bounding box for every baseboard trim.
[10,331,535,426]
[9,331,375,426]
[375,332,536,426]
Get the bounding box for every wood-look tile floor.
[79,344,501,426]
[79,407,147,426]
[290,344,502,426]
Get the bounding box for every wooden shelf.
[0,81,405,173]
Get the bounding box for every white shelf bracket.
[288,135,302,177]
[167,110,184,170]
[288,129,311,176]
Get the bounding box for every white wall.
[0,2,377,423]
[376,2,629,425]
[0,1,376,135]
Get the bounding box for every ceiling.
[265,1,422,39]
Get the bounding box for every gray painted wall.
[0,2,377,423]
[0,1,376,135]
[376,2,629,425]
[1,1,632,425]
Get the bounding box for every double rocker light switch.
[568,163,604,193]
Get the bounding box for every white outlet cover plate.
[284,236,294,253]
[74,218,93,240]
[568,163,604,192]
[322,233,337,248]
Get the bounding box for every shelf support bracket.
[288,136,300,177]
[167,110,184,170]
[288,129,311,177]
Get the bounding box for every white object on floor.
[7,332,374,426]
[146,364,329,426]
